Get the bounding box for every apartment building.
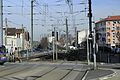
[95,15,120,48]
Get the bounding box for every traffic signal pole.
[88,0,97,70]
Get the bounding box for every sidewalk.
[102,69,120,80]
[84,68,115,80]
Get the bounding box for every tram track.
[0,65,34,78]
[0,61,89,80]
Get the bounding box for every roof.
[4,28,24,36]
[16,29,24,33]
[96,15,120,24]
[7,28,16,36]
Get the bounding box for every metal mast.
[31,0,34,54]
[0,0,3,45]
[66,18,69,53]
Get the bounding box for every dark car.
[0,45,8,65]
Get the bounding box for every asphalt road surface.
[0,61,89,80]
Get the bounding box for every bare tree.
[40,37,48,50]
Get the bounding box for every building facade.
[3,27,30,51]
[77,29,88,45]
[95,15,120,48]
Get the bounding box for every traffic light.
[52,31,55,36]
[56,32,58,41]
[52,31,58,41]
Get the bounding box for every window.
[17,33,20,38]
[117,21,120,24]
[113,24,115,26]
[107,32,110,36]
[107,21,110,25]
[102,28,105,31]
[113,41,115,44]
[113,36,115,38]
[107,27,110,30]
[108,39,110,42]
[113,21,116,24]
[102,38,106,41]
[117,27,120,30]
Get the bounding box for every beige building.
[95,15,120,48]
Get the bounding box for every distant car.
[69,46,77,50]
[0,45,8,65]
[116,48,120,53]
[112,48,120,53]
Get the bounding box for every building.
[3,27,30,51]
[95,15,120,48]
[77,29,88,45]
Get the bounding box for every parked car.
[111,48,120,53]
[0,45,8,65]
[116,48,120,53]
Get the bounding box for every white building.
[3,27,30,51]
[77,29,88,45]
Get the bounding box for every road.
[0,61,89,80]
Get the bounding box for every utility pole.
[22,24,24,50]
[75,27,77,47]
[0,0,3,46]
[31,0,34,55]
[87,30,90,65]
[93,28,97,69]
[66,18,69,53]
[5,18,8,46]
[88,0,93,68]
[52,27,55,61]
[88,0,96,70]
[88,0,92,34]
[55,28,58,61]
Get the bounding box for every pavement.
[84,68,115,80]
[27,61,117,80]
[2,60,120,80]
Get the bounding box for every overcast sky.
[3,0,120,41]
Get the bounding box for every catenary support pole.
[53,27,55,61]
[22,24,24,50]
[75,27,77,47]
[0,0,3,46]
[66,18,69,53]
[88,0,96,69]
[93,28,97,69]
[55,28,58,61]
[5,18,8,45]
[31,0,34,55]
[87,30,90,65]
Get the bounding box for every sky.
[3,0,120,41]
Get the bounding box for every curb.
[99,71,116,80]
[93,68,116,80]
[81,70,89,80]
